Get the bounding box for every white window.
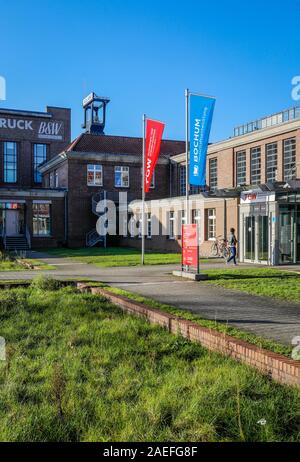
[206,208,216,240]
[87,164,103,186]
[192,209,200,225]
[115,166,129,187]
[168,211,175,239]
[181,210,186,226]
[147,212,152,238]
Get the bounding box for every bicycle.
[210,235,230,260]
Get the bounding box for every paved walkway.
[0,251,300,346]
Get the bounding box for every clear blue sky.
[1,0,300,142]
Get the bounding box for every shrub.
[30,275,62,291]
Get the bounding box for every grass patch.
[204,267,300,303]
[41,247,217,267]
[0,280,299,442]
[0,259,55,272]
[18,259,56,270]
[103,286,292,357]
[0,260,25,272]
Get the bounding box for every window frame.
[115,166,130,188]
[209,158,218,191]
[87,164,103,187]
[265,142,278,183]
[3,141,17,184]
[250,146,261,185]
[236,150,246,186]
[33,143,47,184]
[206,208,216,241]
[283,138,296,181]
[32,202,51,237]
[168,210,175,240]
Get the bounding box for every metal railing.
[86,228,104,247]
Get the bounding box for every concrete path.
[0,250,300,346]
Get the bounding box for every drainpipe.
[64,190,68,245]
[169,161,172,197]
[223,198,227,239]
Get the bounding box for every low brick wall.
[77,283,300,388]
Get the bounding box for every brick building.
[0,105,71,250]
[40,132,185,247]
[3,93,300,266]
[138,106,300,265]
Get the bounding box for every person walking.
[227,228,238,265]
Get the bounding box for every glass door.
[258,216,269,262]
[279,206,295,264]
[245,216,255,260]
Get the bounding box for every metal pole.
[185,89,189,273]
[185,89,189,225]
[141,114,146,265]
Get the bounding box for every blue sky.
[1,0,300,142]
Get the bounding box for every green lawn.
[0,259,55,272]
[40,247,220,267]
[103,285,292,357]
[0,278,299,442]
[42,246,183,267]
[204,267,300,303]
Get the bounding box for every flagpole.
[141,113,146,265]
[185,89,189,226]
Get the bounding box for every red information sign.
[182,224,199,269]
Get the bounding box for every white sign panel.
[241,190,275,204]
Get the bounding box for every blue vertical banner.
[189,94,216,186]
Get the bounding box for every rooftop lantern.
[82,92,110,135]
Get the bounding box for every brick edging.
[77,283,300,388]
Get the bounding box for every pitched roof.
[65,133,185,158]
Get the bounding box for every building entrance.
[244,215,269,263]
[5,210,20,236]
[279,204,300,264]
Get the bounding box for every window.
[179,165,201,195]
[87,164,103,186]
[180,210,186,233]
[250,147,261,185]
[192,209,200,225]
[32,203,51,236]
[168,211,175,239]
[266,142,278,182]
[180,165,186,196]
[115,166,129,187]
[33,144,47,183]
[236,150,246,186]
[147,212,152,238]
[4,142,17,183]
[283,138,296,181]
[206,208,216,240]
[209,158,217,191]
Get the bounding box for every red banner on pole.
[182,224,198,268]
[144,119,165,193]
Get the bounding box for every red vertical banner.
[144,119,165,193]
[182,224,198,268]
